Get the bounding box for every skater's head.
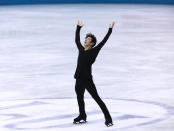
[84,33,97,48]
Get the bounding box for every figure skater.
[73,20,115,127]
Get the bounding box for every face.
[84,37,93,47]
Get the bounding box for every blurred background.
[0,0,174,131]
[0,0,174,5]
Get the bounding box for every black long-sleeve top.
[74,25,112,80]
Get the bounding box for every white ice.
[0,4,174,131]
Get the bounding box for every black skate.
[73,115,87,124]
[105,118,113,127]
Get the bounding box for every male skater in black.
[73,20,115,127]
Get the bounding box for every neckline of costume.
[84,48,93,52]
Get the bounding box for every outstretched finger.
[112,21,115,26]
[112,22,115,26]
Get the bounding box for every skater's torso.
[74,47,99,79]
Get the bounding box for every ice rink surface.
[0,4,174,131]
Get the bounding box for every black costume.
[74,25,113,125]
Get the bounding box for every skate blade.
[73,120,87,124]
[106,123,113,127]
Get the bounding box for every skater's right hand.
[77,20,84,27]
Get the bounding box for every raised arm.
[94,21,115,50]
[75,20,84,50]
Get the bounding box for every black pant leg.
[75,78,86,116]
[85,79,112,120]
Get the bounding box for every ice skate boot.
[105,117,113,127]
[73,114,87,124]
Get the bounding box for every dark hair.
[85,33,97,47]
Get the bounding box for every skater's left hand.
[109,21,115,28]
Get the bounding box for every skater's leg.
[85,79,112,120]
[75,78,86,116]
